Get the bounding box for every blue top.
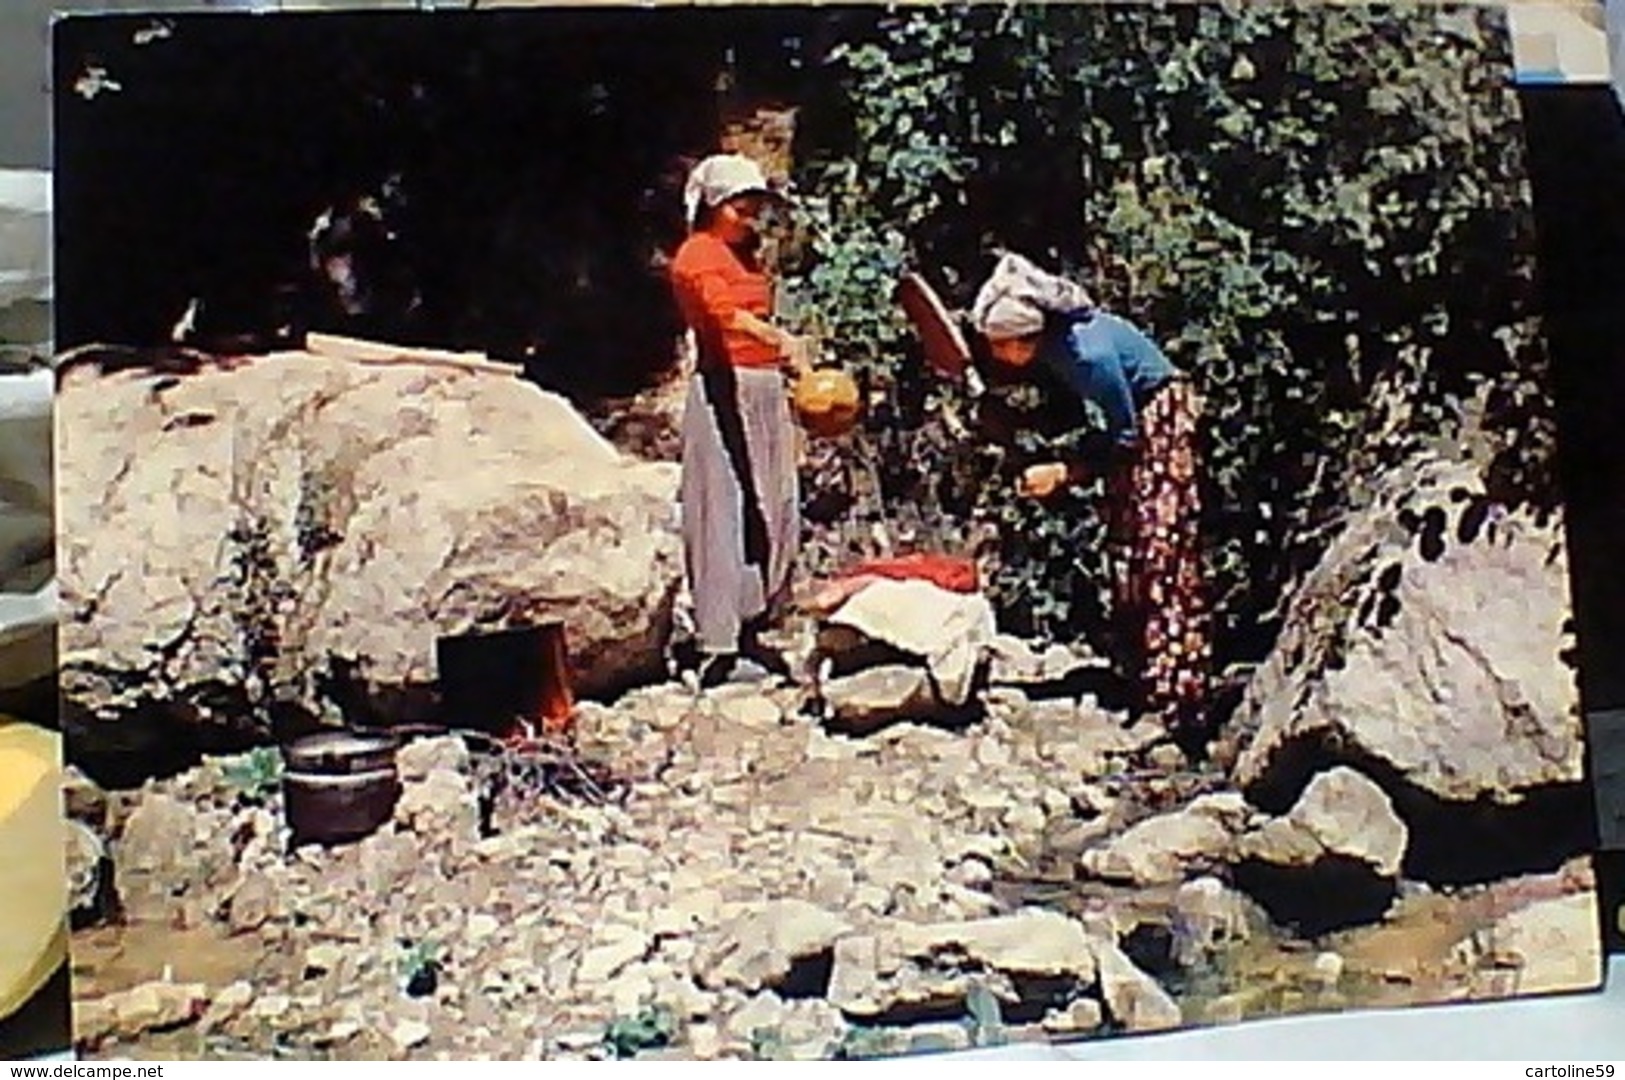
[1040,310,1178,449]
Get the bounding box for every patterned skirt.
[1102,378,1212,733]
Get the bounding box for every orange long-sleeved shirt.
[669,232,781,369]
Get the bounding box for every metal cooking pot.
[280,730,402,847]
[280,729,399,776]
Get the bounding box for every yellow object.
[792,368,862,438]
[0,719,68,1022]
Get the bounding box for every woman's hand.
[1017,462,1071,499]
[779,333,816,378]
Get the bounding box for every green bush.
[782,3,1552,676]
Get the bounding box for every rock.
[1078,797,1246,886]
[1238,767,1408,877]
[820,666,946,732]
[304,943,345,975]
[226,870,281,933]
[1312,951,1345,987]
[828,909,1098,1018]
[987,636,1103,688]
[698,899,852,992]
[391,1019,433,1051]
[1042,998,1104,1034]
[824,579,996,707]
[467,913,501,942]
[1170,876,1265,966]
[1148,743,1187,772]
[251,993,292,1020]
[714,694,782,729]
[75,982,210,1046]
[210,981,255,1023]
[58,352,684,750]
[1234,456,1584,807]
[394,769,481,845]
[114,792,230,923]
[578,926,653,985]
[1482,892,1603,995]
[1231,769,1407,933]
[357,827,419,894]
[64,819,106,922]
[687,1022,723,1059]
[1094,940,1181,1032]
[723,990,789,1043]
[61,766,108,826]
[397,736,469,782]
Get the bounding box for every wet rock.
[1311,951,1345,987]
[1481,892,1603,995]
[1078,794,1248,886]
[1094,940,1181,1033]
[828,909,1098,1019]
[1239,768,1407,877]
[697,899,851,993]
[1232,769,1407,934]
[75,982,210,1046]
[1041,997,1104,1034]
[1169,876,1265,966]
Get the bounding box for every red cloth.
[847,553,980,594]
[808,553,980,615]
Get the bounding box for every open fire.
[435,622,575,744]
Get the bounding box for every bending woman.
[668,154,811,687]
[969,251,1211,734]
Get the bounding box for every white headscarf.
[969,251,1095,341]
[683,153,776,230]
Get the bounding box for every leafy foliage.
[782,3,1551,673]
[220,746,283,805]
[604,1004,678,1058]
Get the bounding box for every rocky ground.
[52,353,1606,1060]
[64,644,1601,1061]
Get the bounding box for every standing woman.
[969,251,1212,734]
[669,154,811,686]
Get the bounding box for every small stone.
[211,981,255,1021]
[688,1022,723,1059]
[579,928,652,984]
[717,695,782,728]
[467,913,501,942]
[397,736,469,782]
[251,993,292,1020]
[321,1020,361,1045]
[1004,803,1047,834]
[391,1019,432,1051]
[304,944,344,975]
[1148,743,1187,772]
[1042,998,1103,1034]
[227,871,280,933]
[1312,952,1345,986]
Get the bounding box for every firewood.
[304,331,523,377]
